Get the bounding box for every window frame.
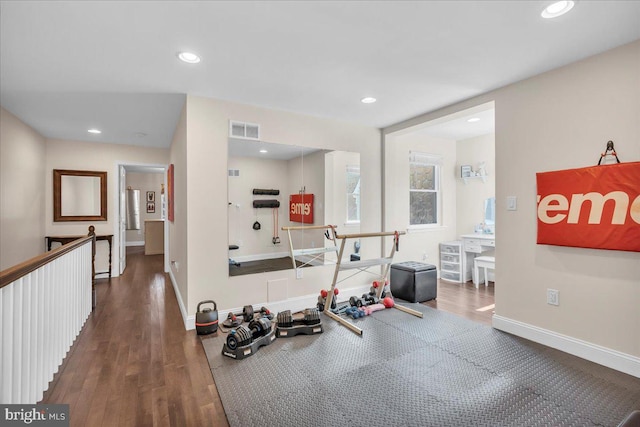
[408,152,442,229]
[345,164,361,224]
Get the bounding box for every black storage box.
[390,261,437,303]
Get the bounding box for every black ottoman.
[390,262,437,303]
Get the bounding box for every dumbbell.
[345,306,365,319]
[317,288,339,311]
[277,308,321,327]
[349,296,365,308]
[370,280,388,298]
[226,317,273,351]
[223,305,273,328]
[361,294,380,306]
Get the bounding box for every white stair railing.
[0,236,93,404]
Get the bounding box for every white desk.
[460,234,495,283]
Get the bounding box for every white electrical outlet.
[547,289,559,306]
[422,252,428,261]
[296,268,303,279]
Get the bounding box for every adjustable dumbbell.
[277,308,321,327]
[226,317,273,350]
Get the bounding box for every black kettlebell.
[196,300,219,335]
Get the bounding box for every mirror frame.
[53,169,108,222]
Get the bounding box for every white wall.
[456,133,496,234]
[385,40,640,371]
[384,132,458,268]
[125,172,164,245]
[227,156,290,259]
[168,105,188,312]
[325,151,361,261]
[0,107,46,270]
[174,95,381,318]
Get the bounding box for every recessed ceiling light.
[541,1,575,18]
[87,129,101,134]
[177,51,201,64]
[467,117,481,123]
[259,149,268,154]
[361,97,377,104]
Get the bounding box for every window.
[346,165,360,223]
[409,153,441,226]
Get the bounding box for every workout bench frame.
[282,225,340,270]
[284,225,423,335]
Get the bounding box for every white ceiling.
[229,138,320,161]
[1,1,639,147]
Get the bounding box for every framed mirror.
[484,197,496,225]
[53,169,107,222]
[228,139,360,276]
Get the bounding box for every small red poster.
[167,164,174,222]
[536,162,640,252]
[289,194,314,223]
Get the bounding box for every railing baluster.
[1,283,13,403]
[22,274,32,403]
[0,238,93,404]
[36,267,45,402]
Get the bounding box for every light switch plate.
[506,196,517,211]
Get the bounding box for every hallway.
[41,247,229,426]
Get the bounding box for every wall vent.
[229,120,260,140]
[228,169,240,177]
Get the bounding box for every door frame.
[114,161,170,275]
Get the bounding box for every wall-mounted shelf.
[462,175,488,184]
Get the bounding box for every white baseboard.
[493,315,640,378]
[233,251,290,263]
[168,269,190,331]
[126,241,145,247]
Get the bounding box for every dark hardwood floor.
[41,247,229,427]
[41,248,493,426]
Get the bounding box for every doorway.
[383,101,496,323]
[117,163,169,275]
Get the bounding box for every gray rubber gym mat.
[201,305,640,427]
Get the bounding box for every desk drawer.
[464,243,482,253]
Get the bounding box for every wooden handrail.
[0,235,93,289]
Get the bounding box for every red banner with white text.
[289,194,314,224]
[536,162,640,252]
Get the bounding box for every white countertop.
[460,233,495,240]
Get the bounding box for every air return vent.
[229,120,260,140]
[228,169,240,177]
